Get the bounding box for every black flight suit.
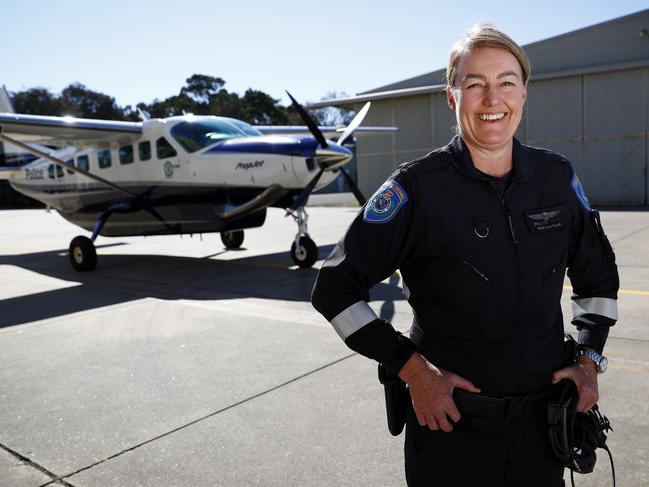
[311,136,619,487]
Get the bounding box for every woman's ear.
[447,88,456,111]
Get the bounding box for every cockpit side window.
[170,118,254,153]
[156,137,177,159]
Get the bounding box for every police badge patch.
[364,180,409,224]
[571,172,591,211]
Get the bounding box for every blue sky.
[1,1,646,110]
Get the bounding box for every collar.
[449,135,534,183]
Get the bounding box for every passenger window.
[119,145,134,165]
[64,159,74,175]
[48,164,55,179]
[156,137,177,159]
[138,141,151,161]
[76,154,89,172]
[98,150,112,169]
[56,165,64,178]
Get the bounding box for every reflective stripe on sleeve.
[330,301,379,340]
[572,297,618,320]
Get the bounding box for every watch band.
[579,348,608,374]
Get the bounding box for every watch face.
[599,356,608,373]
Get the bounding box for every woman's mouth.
[477,112,506,121]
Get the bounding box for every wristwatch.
[578,348,608,374]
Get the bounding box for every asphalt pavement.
[0,205,647,487]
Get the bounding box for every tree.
[310,91,355,127]
[60,83,125,120]
[12,88,64,116]
[181,74,226,103]
[241,89,289,125]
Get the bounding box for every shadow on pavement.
[0,243,406,328]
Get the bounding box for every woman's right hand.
[399,352,481,432]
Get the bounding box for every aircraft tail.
[0,85,15,113]
[0,84,40,178]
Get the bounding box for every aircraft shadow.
[0,244,406,328]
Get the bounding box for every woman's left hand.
[551,358,599,412]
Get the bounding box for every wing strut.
[0,128,137,198]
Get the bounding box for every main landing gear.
[221,230,244,249]
[289,206,318,268]
[69,235,97,271]
[68,204,123,271]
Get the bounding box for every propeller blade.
[286,169,324,215]
[286,91,328,148]
[339,167,366,205]
[336,102,371,146]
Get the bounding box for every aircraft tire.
[69,236,97,271]
[221,230,244,249]
[291,234,318,268]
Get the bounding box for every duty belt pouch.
[378,363,408,436]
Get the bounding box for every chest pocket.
[523,205,571,337]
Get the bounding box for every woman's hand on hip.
[399,352,481,432]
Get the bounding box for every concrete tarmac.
[0,207,647,487]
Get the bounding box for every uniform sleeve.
[566,169,619,354]
[311,167,419,372]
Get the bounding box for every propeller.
[286,91,328,148]
[336,102,370,146]
[284,91,367,211]
[286,169,324,215]
[339,167,366,205]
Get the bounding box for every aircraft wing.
[0,112,142,146]
[254,125,398,137]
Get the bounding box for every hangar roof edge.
[307,58,649,109]
[352,8,649,98]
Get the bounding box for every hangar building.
[310,9,649,206]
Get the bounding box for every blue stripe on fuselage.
[203,135,319,158]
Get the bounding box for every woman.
[312,24,618,486]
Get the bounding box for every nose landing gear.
[289,206,318,268]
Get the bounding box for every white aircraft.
[0,88,392,271]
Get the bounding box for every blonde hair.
[446,24,531,89]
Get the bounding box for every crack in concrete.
[0,442,75,487]
[611,223,649,244]
[60,352,357,482]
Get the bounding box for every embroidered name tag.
[525,206,564,233]
[364,180,408,224]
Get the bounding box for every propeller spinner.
[285,91,368,210]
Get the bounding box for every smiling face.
[447,46,527,155]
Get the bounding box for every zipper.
[489,179,526,373]
[489,180,522,293]
[460,259,490,282]
[550,249,569,275]
[490,180,518,243]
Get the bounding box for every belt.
[453,385,557,421]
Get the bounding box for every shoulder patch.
[364,180,409,224]
[571,172,591,211]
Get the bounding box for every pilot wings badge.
[525,207,563,232]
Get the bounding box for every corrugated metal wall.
[524,67,648,205]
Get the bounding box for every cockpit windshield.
[170,118,263,153]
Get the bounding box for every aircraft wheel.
[291,234,318,268]
[221,230,244,249]
[69,236,97,271]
